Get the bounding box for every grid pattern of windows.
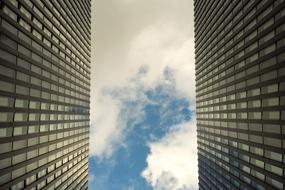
[0,0,91,189]
[194,0,285,190]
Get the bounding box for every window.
[0,127,12,138]
[13,139,27,150]
[12,167,26,179]
[248,100,261,108]
[251,158,264,168]
[263,111,280,120]
[20,5,31,19]
[0,48,16,63]
[16,72,29,82]
[18,45,31,57]
[32,29,42,40]
[31,65,41,73]
[33,17,43,29]
[1,19,17,35]
[259,31,275,44]
[0,34,17,50]
[261,84,278,94]
[28,125,39,134]
[265,163,283,176]
[13,126,27,137]
[262,97,279,107]
[248,88,260,96]
[264,137,281,148]
[12,153,26,165]
[32,53,42,63]
[245,30,257,43]
[3,5,17,21]
[248,112,261,119]
[265,150,282,162]
[17,58,31,70]
[33,6,44,19]
[246,65,259,75]
[16,85,29,95]
[19,19,31,32]
[260,44,276,57]
[247,76,259,86]
[14,113,28,122]
[0,65,15,78]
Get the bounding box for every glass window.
[17,58,30,70]
[248,112,261,119]
[8,0,18,7]
[19,19,31,32]
[32,29,42,41]
[27,149,38,159]
[261,84,278,94]
[247,76,259,86]
[12,167,26,179]
[32,53,42,63]
[20,5,31,19]
[248,100,261,108]
[14,113,28,122]
[33,18,42,30]
[264,137,281,148]
[12,153,26,165]
[13,126,27,136]
[0,48,16,63]
[18,31,31,45]
[30,89,40,98]
[16,85,29,95]
[245,30,257,43]
[28,125,39,134]
[1,19,17,35]
[0,81,14,93]
[248,88,260,96]
[0,127,12,138]
[251,158,264,168]
[263,111,280,120]
[0,65,15,78]
[262,97,279,107]
[18,45,31,57]
[16,72,30,82]
[266,177,283,189]
[265,163,283,176]
[28,137,38,146]
[0,34,17,50]
[13,139,27,150]
[33,6,44,19]
[31,65,41,73]
[260,44,276,57]
[3,5,17,21]
[259,30,275,44]
[43,38,51,47]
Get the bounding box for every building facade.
[0,0,91,189]
[194,0,285,189]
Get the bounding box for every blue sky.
[90,0,196,189]
[89,68,194,190]
[89,69,196,189]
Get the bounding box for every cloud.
[89,23,195,159]
[89,1,197,188]
[142,119,198,190]
[89,94,122,159]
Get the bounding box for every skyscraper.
[194,0,285,189]
[0,0,91,189]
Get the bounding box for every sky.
[89,0,197,189]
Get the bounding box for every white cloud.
[127,25,196,100]
[142,118,198,190]
[89,94,122,158]
[90,23,195,159]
